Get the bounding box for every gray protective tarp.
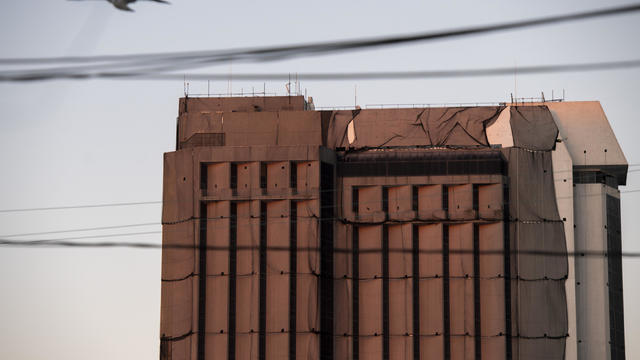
[509,106,559,151]
[161,151,197,359]
[501,107,568,358]
[504,150,562,221]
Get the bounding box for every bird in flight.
[70,0,170,12]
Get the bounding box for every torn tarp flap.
[418,107,503,147]
[325,111,355,148]
[510,106,559,151]
[348,109,430,149]
[328,107,503,149]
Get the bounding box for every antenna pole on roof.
[542,91,545,102]
[228,62,232,96]
[354,84,357,108]
[514,60,518,103]
[288,73,291,104]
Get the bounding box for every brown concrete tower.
[161,96,335,360]
[161,96,626,360]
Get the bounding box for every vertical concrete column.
[418,224,444,358]
[552,140,578,360]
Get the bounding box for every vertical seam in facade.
[320,162,334,360]
[228,202,237,360]
[290,201,297,360]
[503,181,513,359]
[259,201,267,360]
[383,224,390,360]
[198,201,207,360]
[443,223,450,360]
[442,185,450,360]
[473,223,482,360]
[412,224,420,360]
[353,225,360,360]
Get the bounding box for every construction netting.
[160,104,568,359]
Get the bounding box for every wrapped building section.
[235,200,260,360]
[266,200,290,359]
[337,147,508,360]
[358,225,383,359]
[418,224,445,359]
[500,106,569,358]
[205,200,230,358]
[296,200,320,360]
[161,96,617,360]
[448,223,475,360]
[387,224,413,360]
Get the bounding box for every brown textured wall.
[335,175,507,360]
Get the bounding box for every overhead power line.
[1,3,640,81]
[1,238,639,258]
[5,60,640,82]
[1,187,639,214]
[0,231,161,242]
[3,3,640,65]
[99,59,640,82]
[0,222,159,238]
[0,200,161,213]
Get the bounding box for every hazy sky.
[1,1,639,359]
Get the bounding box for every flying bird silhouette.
[69,0,170,12]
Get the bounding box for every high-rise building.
[160,96,627,360]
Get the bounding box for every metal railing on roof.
[314,105,358,110]
[314,103,504,111]
[365,102,507,109]
[186,91,281,98]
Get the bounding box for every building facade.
[160,96,627,360]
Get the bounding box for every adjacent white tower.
[547,102,627,360]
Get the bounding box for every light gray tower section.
[547,102,628,360]
[487,101,628,360]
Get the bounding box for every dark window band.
[443,224,450,360]
[353,226,360,360]
[503,184,512,359]
[320,162,334,360]
[412,224,420,360]
[290,202,297,360]
[473,223,481,360]
[198,202,208,360]
[228,202,237,360]
[382,225,390,360]
[259,202,267,360]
